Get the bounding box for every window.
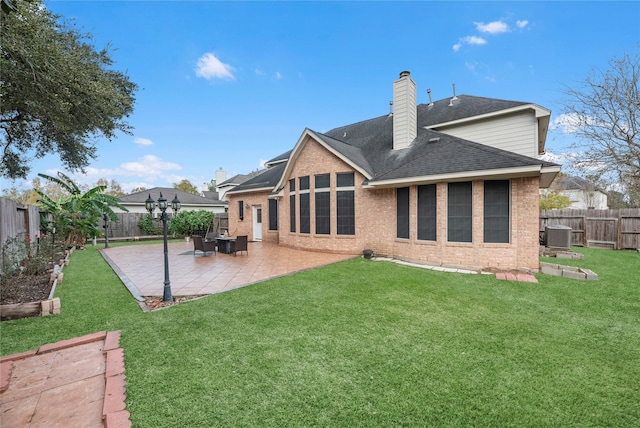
[315,174,330,234]
[484,180,510,243]
[299,176,310,233]
[300,193,310,233]
[268,199,278,231]
[238,200,244,221]
[289,179,296,233]
[299,176,310,191]
[448,182,472,242]
[417,184,436,241]
[396,187,410,239]
[336,172,355,235]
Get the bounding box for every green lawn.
[1,245,638,427]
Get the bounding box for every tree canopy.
[559,50,640,206]
[1,0,138,179]
[174,179,198,194]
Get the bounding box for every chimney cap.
[399,70,411,78]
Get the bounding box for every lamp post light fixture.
[145,192,181,302]
[102,213,110,248]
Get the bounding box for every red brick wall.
[229,138,542,271]
[226,190,279,243]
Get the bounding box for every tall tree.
[1,0,138,179]
[95,178,125,197]
[174,179,198,194]
[559,50,640,202]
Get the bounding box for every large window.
[289,179,296,233]
[484,180,510,243]
[299,176,310,233]
[417,184,436,241]
[315,174,330,234]
[396,187,410,239]
[268,198,278,231]
[448,182,472,242]
[336,172,355,235]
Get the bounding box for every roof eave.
[364,165,555,189]
[274,129,373,191]
[226,186,274,196]
[425,103,551,130]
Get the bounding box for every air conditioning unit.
[545,225,572,250]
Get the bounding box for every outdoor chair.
[192,235,216,256]
[231,235,248,256]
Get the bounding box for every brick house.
[226,71,560,271]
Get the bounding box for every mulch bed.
[0,273,53,305]
[143,295,209,311]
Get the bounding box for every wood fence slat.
[541,208,640,250]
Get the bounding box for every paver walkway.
[0,331,129,428]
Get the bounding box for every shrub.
[139,214,162,235]
[168,210,214,237]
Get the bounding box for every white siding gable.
[432,111,538,158]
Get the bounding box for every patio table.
[216,237,236,254]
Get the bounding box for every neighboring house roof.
[201,190,220,200]
[218,170,266,188]
[228,93,560,196]
[549,176,604,192]
[119,187,227,207]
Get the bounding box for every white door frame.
[252,205,262,241]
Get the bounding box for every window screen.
[300,193,310,234]
[417,184,436,241]
[336,172,355,235]
[396,187,410,239]
[336,172,354,187]
[268,199,278,231]
[299,176,310,190]
[484,180,510,243]
[447,182,472,242]
[315,174,330,189]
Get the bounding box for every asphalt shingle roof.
[231,94,558,192]
[119,187,227,205]
[227,163,286,193]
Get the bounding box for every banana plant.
[36,172,128,247]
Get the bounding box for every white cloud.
[120,155,182,176]
[516,20,529,29]
[133,137,153,146]
[275,71,282,79]
[254,68,265,76]
[453,35,487,52]
[475,20,509,34]
[551,113,590,134]
[195,53,235,80]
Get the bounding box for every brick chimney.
[393,71,417,150]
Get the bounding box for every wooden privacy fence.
[105,212,229,238]
[540,208,640,250]
[0,197,42,261]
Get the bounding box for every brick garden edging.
[540,262,599,280]
[0,248,72,321]
[0,330,131,428]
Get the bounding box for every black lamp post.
[145,192,181,302]
[102,213,110,248]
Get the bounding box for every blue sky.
[4,1,639,194]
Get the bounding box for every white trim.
[274,129,372,191]
[424,103,551,130]
[365,165,546,188]
[226,186,273,196]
